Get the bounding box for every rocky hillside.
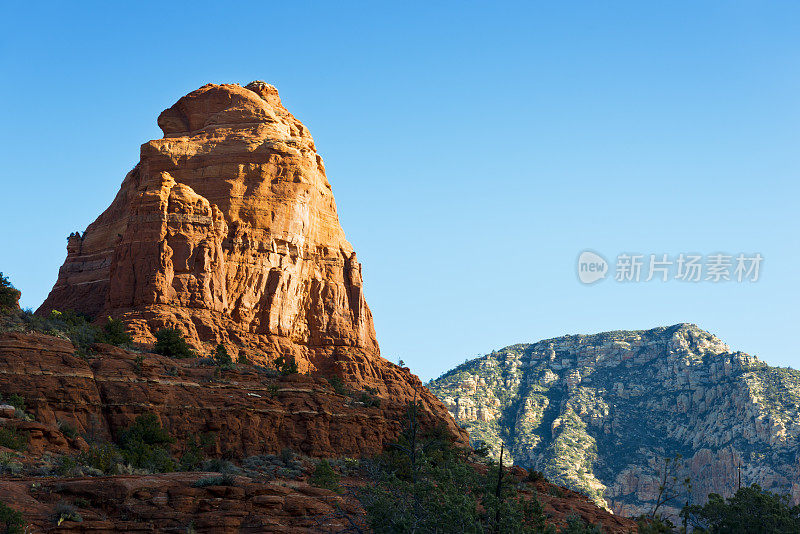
[31,81,464,444]
[429,324,800,518]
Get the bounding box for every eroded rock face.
[39,82,377,371]
[429,324,800,518]
[0,331,464,458]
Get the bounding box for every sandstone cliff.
[27,79,468,459]
[428,324,800,518]
[39,82,375,375]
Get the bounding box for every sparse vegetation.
[179,432,216,471]
[57,420,79,440]
[354,392,556,533]
[153,328,195,359]
[328,375,348,395]
[0,273,21,311]
[0,501,25,534]
[0,427,28,451]
[213,344,232,366]
[192,474,236,487]
[54,502,82,525]
[310,459,340,491]
[116,414,176,473]
[274,354,298,375]
[681,484,800,533]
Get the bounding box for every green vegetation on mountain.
[429,324,800,518]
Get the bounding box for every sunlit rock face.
[430,324,800,518]
[39,82,377,370]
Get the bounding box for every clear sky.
[1,2,798,381]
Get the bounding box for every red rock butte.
[40,82,379,373]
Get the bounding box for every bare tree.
[650,454,691,519]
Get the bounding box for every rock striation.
[38,82,376,374]
[31,80,467,454]
[428,324,800,518]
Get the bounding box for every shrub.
[55,455,79,476]
[357,391,381,408]
[0,427,28,451]
[117,414,176,473]
[526,469,545,483]
[636,515,674,533]
[54,502,82,525]
[237,351,249,365]
[274,355,298,375]
[97,317,132,346]
[311,459,340,491]
[0,273,21,311]
[179,432,215,471]
[356,401,549,534]
[681,484,800,533]
[0,501,25,534]
[77,443,123,474]
[328,375,348,395]
[57,421,79,440]
[559,514,602,533]
[280,448,295,464]
[5,395,25,412]
[192,473,236,487]
[201,458,237,473]
[153,328,195,359]
[213,344,232,366]
[133,355,145,375]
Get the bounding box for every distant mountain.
[428,324,800,517]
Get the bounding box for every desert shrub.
[192,473,236,487]
[57,420,78,440]
[78,443,123,474]
[0,501,25,534]
[357,390,381,407]
[133,355,145,375]
[526,469,545,483]
[201,458,237,474]
[117,414,176,473]
[311,459,340,491]
[237,351,249,365]
[153,328,195,359]
[558,514,602,533]
[274,354,298,375]
[328,375,348,395]
[681,484,800,533]
[636,515,674,533]
[0,427,28,451]
[97,317,132,346]
[0,274,21,311]
[0,452,22,476]
[280,447,295,464]
[212,344,232,366]
[55,455,79,476]
[356,401,549,533]
[5,394,25,412]
[54,502,82,525]
[179,432,216,471]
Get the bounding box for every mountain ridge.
[428,323,800,518]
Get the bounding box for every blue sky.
[1,2,798,380]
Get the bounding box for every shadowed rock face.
[39,82,376,371]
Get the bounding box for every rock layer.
[0,330,464,458]
[39,82,376,373]
[429,324,800,518]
